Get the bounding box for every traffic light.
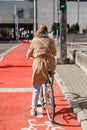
[60,0,66,10]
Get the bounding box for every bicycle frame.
[42,73,55,122]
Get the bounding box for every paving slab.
[55,64,87,130]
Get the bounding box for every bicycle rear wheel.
[45,83,55,122]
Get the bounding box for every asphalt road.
[0,41,21,61]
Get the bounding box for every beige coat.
[26,37,57,87]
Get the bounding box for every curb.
[55,72,87,130]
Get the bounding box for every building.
[38,0,87,33]
[0,0,34,40]
[0,0,87,40]
[67,0,87,33]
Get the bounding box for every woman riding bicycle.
[26,25,57,116]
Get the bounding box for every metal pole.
[14,4,19,41]
[34,0,36,35]
[53,0,55,23]
[57,0,69,64]
[57,0,60,42]
[77,0,80,25]
[60,9,67,59]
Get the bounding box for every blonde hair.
[35,25,48,37]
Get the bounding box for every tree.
[76,23,80,32]
[51,23,57,35]
[67,23,80,33]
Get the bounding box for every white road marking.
[21,119,65,130]
[0,44,21,62]
[0,88,33,92]
[0,56,3,61]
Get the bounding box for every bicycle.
[28,55,55,122]
[41,71,55,123]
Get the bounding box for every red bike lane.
[0,43,81,130]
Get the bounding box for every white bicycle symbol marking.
[21,119,65,130]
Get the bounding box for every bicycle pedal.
[37,104,42,107]
[54,104,56,107]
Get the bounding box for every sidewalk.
[55,62,87,130]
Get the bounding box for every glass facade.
[0,1,34,40]
[0,1,33,23]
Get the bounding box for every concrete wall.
[68,47,87,75]
[37,0,58,31]
[76,51,87,75]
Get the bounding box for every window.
[17,8,24,18]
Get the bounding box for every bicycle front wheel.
[45,83,55,122]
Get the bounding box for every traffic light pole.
[60,8,67,59]
[57,0,69,64]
